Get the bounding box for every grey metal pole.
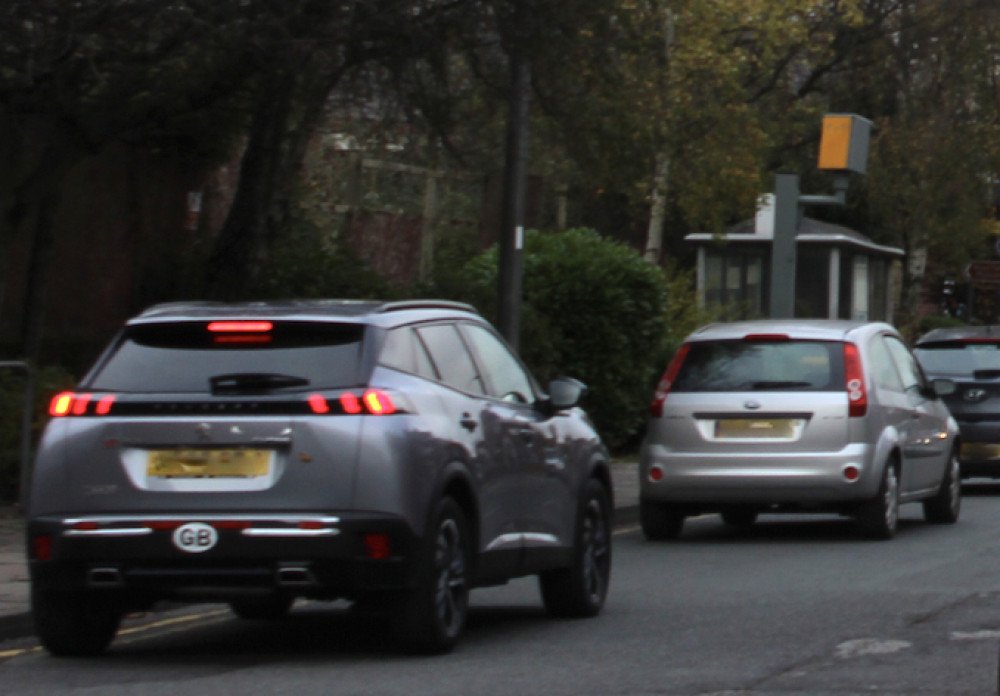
[497,0,531,352]
[769,172,801,318]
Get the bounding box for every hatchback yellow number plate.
[147,449,272,478]
[715,419,795,439]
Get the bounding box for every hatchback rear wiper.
[210,373,310,394]
[748,380,813,390]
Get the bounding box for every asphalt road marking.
[614,525,640,536]
[951,630,1000,641]
[0,608,233,661]
[835,638,911,658]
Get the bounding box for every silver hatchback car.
[639,319,960,540]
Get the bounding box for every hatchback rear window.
[86,321,366,393]
[915,340,1000,378]
[672,339,844,392]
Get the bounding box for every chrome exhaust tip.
[276,566,315,586]
[88,567,124,587]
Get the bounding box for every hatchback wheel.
[540,478,612,618]
[32,585,122,657]
[856,463,899,540]
[640,500,685,540]
[393,496,470,654]
[923,448,961,524]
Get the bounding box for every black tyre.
[393,496,471,654]
[539,478,612,618]
[32,586,122,657]
[856,463,899,540]
[720,507,758,528]
[924,447,961,524]
[230,595,295,620]
[640,500,684,540]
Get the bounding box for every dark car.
[26,300,612,656]
[914,325,1000,479]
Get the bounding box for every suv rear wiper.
[210,373,310,394]
[972,370,1000,380]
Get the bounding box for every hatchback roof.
[130,299,480,327]
[916,325,1000,345]
[687,319,893,342]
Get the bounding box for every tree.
[203,0,504,299]
[0,1,256,360]
[815,0,1000,323]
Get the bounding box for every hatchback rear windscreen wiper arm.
[749,380,813,390]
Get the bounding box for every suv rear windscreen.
[673,339,844,392]
[86,321,366,393]
[915,341,1000,378]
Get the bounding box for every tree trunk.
[5,117,80,362]
[204,68,296,300]
[643,155,670,264]
[204,54,347,301]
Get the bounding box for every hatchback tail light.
[843,342,867,418]
[650,344,690,418]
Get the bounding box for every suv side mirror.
[548,377,587,411]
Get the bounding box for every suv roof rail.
[376,300,478,314]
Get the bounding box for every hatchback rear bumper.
[26,512,418,603]
[639,443,880,504]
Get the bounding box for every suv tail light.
[309,390,400,416]
[650,344,690,418]
[50,392,116,417]
[50,390,404,417]
[843,342,867,417]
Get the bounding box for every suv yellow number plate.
[147,449,272,478]
[715,419,794,439]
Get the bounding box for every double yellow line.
[0,608,231,661]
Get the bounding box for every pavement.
[0,460,639,645]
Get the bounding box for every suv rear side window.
[87,321,365,392]
[379,326,439,380]
[673,339,844,392]
[416,324,485,395]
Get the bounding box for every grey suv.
[26,300,612,656]
[640,320,960,540]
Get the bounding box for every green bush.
[454,228,669,452]
[915,313,967,336]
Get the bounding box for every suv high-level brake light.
[206,321,273,332]
[650,344,690,418]
[843,342,868,417]
[207,321,274,345]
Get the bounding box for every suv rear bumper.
[26,512,418,603]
